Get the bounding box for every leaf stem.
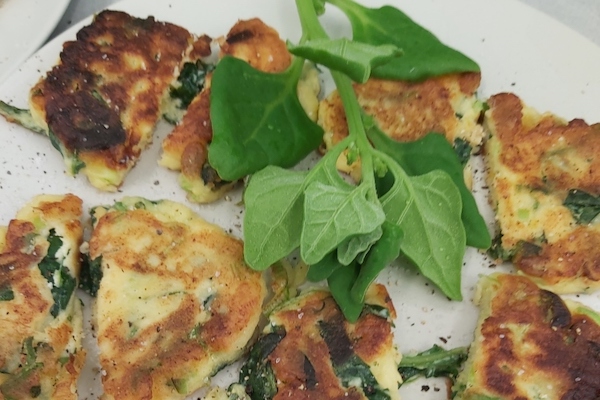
[295,0,329,41]
[331,71,375,189]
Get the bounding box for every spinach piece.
[327,0,479,81]
[398,345,468,385]
[209,56,323,181]
[170,378,188,395]
[319,319,391,400]
[170,60,214,109]
[0,101,46,134]
[0,100,92,175]
[242,0,488,320]
[79,254,103,297]
[361,304,391,320]
[488,233,515,261]
[0,338,43,398]
[240,327,286,400]
[50,268,76,317]
[0,284,14,301]
[48,129,86,174]
[38,229,76,317]
[453,138,473,167]
[563,189,600,224]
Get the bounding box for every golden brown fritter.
[28,10,193,191]
[455,273,600,399]
[88,197,266,400]
[219,18,292,72]
[0,194,84,399]
[242,285,402,400]
[484,92,600,292]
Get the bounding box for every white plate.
[0,0,71,84]
[1,0,600,398]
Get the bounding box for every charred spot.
[201,163,231,189]
[303,354,318,390]
[588,340,600,361]
[226,29,255,44]
[516,240,543,258]
[46,90,126,151]
[540,289,572,329]
[318,316,353,366]
[562,385,600,400]
[126,15,157,32]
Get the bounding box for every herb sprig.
[211,0,490,321]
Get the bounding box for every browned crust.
[488,93,600,194]
[220,18,292,72]
[514,226,600,284]
[268,286,396,399]
[31,10,192,177]
[472,274,600,399]
[189,34,212,60]
[320,72,481,146]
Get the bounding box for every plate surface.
[1,0,600,398]
[0,0,71,84]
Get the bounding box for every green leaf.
[209,56,323,181]
[337,226,382,266]
[301,180,385,265]
[243,166,308,271]
[307,251,344,282]
[327,263,363,322]
[367,123,490,249]
[351,221,403,303]
[381,169,466,300]
[398,345,468,385]
[288,38,401,83]
[328,0,480,81]
[563,189,600,224]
